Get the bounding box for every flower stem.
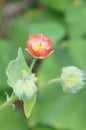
[0,95,17,111]
[30,58,37,73]
[39,78,61,88]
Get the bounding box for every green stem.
[0,95,17,111]
[39,78,61,88]
[30,58,37,73]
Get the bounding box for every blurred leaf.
[68,39,86,70]
[32,124,70,130]
[0,107,28,130]
[0,39,18,89]
[65,1,86,39]
[24,95,36,118]
[10,10,66,49]
[29,21,65,46]
[6,48,30,87]
[27,45,86,130]
[38,0,68,12]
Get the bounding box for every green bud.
[13,70,37,101]
[13,79,37,101]
[60,66,85,93]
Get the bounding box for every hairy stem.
[0,95,17,111]
[30,58,37,73]
[39,78,61,88]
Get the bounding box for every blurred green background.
[0,0,86,130]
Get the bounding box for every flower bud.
[12,70,37,101]
[26,34,53,58]
[13,79,37,101]
[60,66,85,93]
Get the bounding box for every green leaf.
[29,21,65,46]
[6,48,30,87]
[0,107,28,130]
[65,1,86,39]
[38,0,68,12]
[24,95,36,118]
[0,39,18,89]
[68,39,86,70]
[32,124,69,130]
[28,45,86,130]
[10,10,66,49]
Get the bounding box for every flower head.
[60,66,85,93]
[13,79,37,101]
[26,34,53,58]
[13,70,37,101]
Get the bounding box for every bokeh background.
[0,0,86,130]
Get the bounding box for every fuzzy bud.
[60,66,85,93]
[13,79,37,101]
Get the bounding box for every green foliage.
[10,10,66,49]
[32,124,69,130]
[69,39,86,70]
[0,107,28,130]
[65,1,86,39]
[0,39,18,89]
[24,95,36,118]
[38,0,68,12]
[0,0,86,130]
[6,48,37,118]
[6,48,30,87]
[28,43,86,130]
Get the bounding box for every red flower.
[26,34,53,58]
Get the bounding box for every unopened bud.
[13,79,37,101]
[60,66,85,93]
